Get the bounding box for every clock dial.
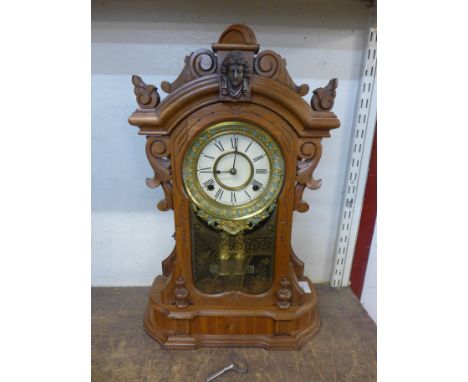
[196,133,271,206]
[183,122,284,224]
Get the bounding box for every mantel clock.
[128,24,340,349]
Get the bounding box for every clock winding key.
[205,353,249,382]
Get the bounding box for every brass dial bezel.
[182,121,285,224]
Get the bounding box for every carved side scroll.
[161,49,217,94]
[294,138,323,213]
[131,75,160,109]
[311,78,338,111]
[254,50,309,96]
[145,136,173,211]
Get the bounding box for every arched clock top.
[129,75,339,135]
[213,23,259,50]
[129,24,340,136]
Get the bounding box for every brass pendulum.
[218,232,230,276]
[234,233,246,275]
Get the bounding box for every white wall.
[361,222,377,322]
[91,0,373,286]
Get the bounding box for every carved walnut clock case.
[128,24,340,349]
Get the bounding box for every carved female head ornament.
[220,51,251,99]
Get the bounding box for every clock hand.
[198,170,231,174]
[198,168,234,175]
[232,151,237,170]
[231,138,238,170]
[198,168,231,174]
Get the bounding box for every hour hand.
[197,167,215,173]
[197,168,230,174]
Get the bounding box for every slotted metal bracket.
[330,26,377,288]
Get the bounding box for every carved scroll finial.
[131,75,160,109]
[311,78,338,111]
[174,276,189,308]
[276,277,292,310]
[161,49,217,94]
[220,51,251,100]
[254,50,309,96]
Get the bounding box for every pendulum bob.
[233,233,247,275]
[232,233,247,290]
[218,232,231,276]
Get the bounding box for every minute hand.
[232,151,237,170]
[232,141,238,169]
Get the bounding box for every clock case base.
[143,275,320,350]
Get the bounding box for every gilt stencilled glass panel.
[191,208,277,295]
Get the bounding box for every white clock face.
[196,133,270,206]
[183,122,285,225]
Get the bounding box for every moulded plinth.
[143,276,320,350]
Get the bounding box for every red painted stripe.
[350,126,377,299]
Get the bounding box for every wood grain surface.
[92,285,376,382]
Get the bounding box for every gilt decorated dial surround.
[183,121,285,229]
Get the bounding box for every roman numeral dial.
[183,122,285,225]
[194,131,274,207]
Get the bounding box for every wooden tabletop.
[92,285,376,382]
